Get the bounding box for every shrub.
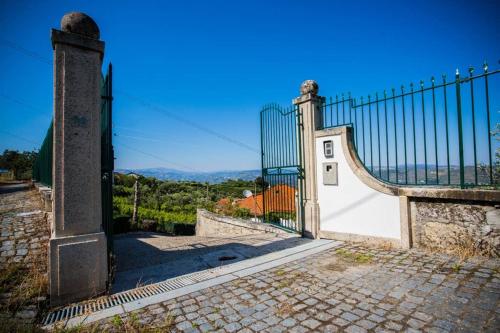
[113,214,131,234]
[173,223,196,235]
[141,219,157,232]
[233,207,252,219]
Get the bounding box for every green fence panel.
[101,63,114,272]
[32,121,53,186]
[320,63,500,188]
[260,103,304,234]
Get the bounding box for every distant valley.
[115,167,261,184]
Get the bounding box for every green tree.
[0,150,37,179]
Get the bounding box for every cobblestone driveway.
[0,184,48,266]
[0,183,49,324]
[95,242,500,332]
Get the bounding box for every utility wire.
[0,39,52,65]
[1,39,261,154]
[116,90,260,154]
[114,131,207,149]
[0,93,48,112]
[114,140,200,172]
[0,130,40,146]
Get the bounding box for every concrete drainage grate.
[42,239,340,329]
[42,266,224,326]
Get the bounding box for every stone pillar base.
[304,201,320,239]
[49,232,107,306]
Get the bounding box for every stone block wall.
[196,209,288,237]
[410,198,500,257]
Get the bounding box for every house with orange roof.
[218,184,297,217]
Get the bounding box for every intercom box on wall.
[323,140,333,158]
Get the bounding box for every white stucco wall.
[316,134,401,240]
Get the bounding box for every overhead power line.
[0,39,52,65]
[114,130,207,149]
[1,39,261,155]
[0,93,47,112]
[114,140,200,172]
[116,90,260,154]
[0,130,40,146]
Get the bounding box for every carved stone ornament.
[300,80,319,95]
[61,12,100,39]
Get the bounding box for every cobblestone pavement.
[0,183,50,324]
[113,232,310,292]
[96,243,499,333]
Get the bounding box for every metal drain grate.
[42,239,340,328]
[42,266,224,326]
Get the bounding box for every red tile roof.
[234,184,296,216]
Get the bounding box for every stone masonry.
[49,12,108,305]
[90,242,499,333]
[412,199,500,257]
[196,209,289,237]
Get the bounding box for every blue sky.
[0,0,499,172]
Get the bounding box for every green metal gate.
[260,103,304,234]
[101,64,114,272]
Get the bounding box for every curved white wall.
[316,134,401,240]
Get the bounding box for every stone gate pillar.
[49,12,107,306]
[293,81,324,238]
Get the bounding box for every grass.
[276,301,293,317]
[48,312,175,332]
[0,320,45,333]
[0,252,48,314]
[277,280,292,289]
[424,232,483,261]
[451,263,462,273]
[0,260,48,333]
[335,248,374,264]
[275,269,286,276]
[105,312,175,333]
[0,262,24,294]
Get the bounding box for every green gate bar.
[260,103,304,233]
[320,62,499,188]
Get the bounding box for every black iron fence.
[321,62,500,188]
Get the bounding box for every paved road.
[0,181,30,195]
[97,242,500,332]
[113,232,311,292]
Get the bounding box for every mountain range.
[115,167,261,184]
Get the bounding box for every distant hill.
[115,167,261,184]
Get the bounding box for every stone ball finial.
[300,80,319,95]
[61,12,100,39]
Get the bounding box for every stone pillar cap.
[300,80,319,96]
[61,12,100,39]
